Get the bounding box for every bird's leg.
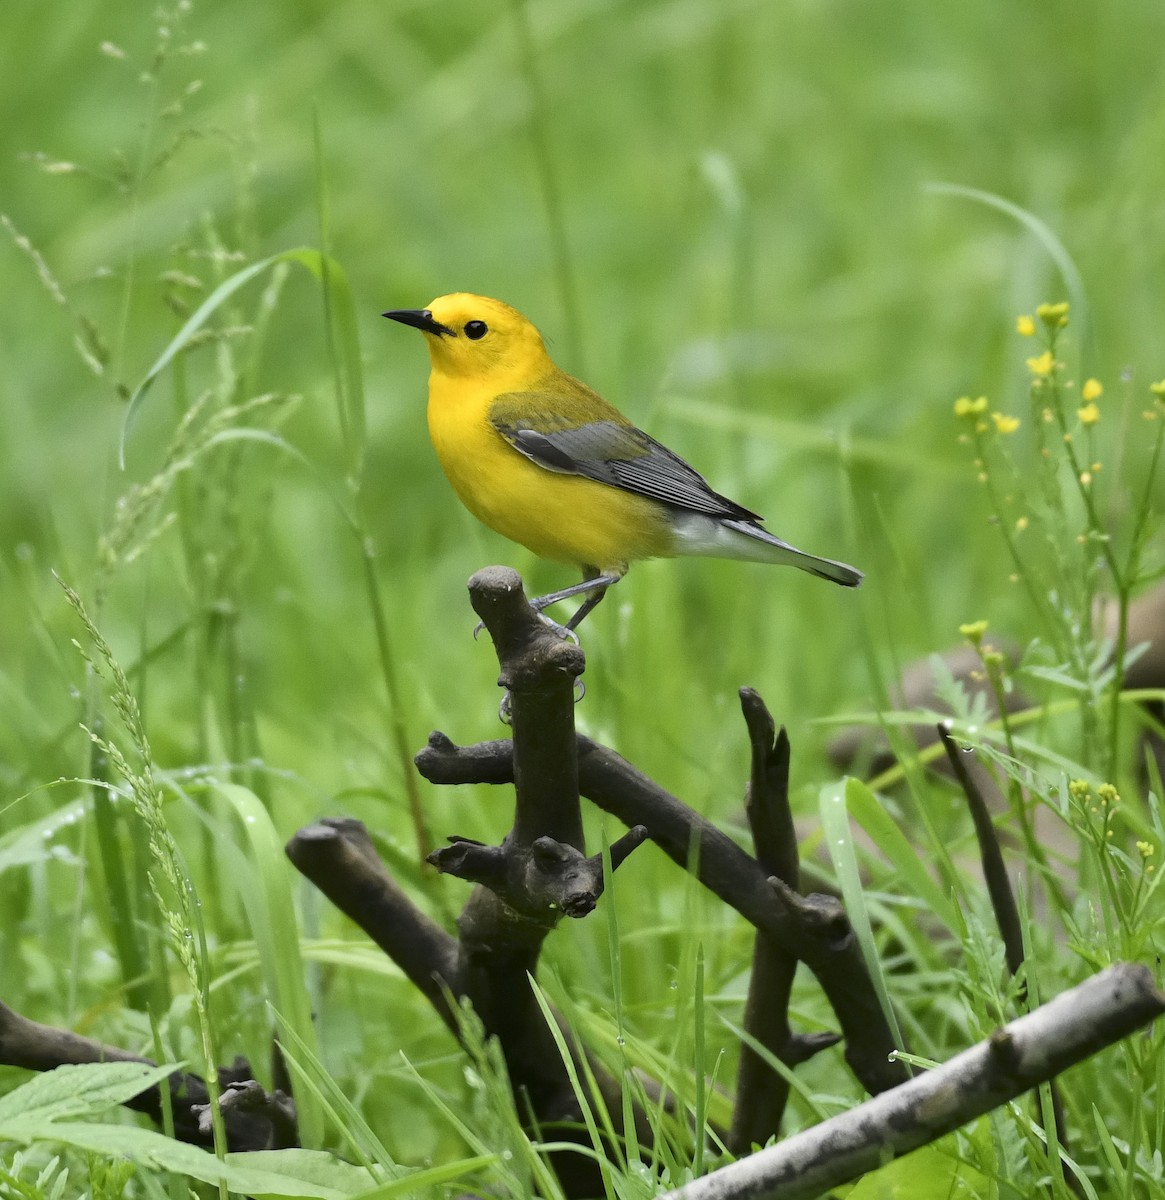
[529,568,623,633]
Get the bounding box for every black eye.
[464,320,488,340]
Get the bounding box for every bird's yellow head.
[383,293,550,384]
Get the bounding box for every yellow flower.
[1015,516,1029,531]
[1036,301,1069,328]
[1016,315,1036,337]
[992,412,1020,434]
[1151,379,1165,399]
[953,395,990,418]
[1081,378,1103,402]
[1077,401,1100,425]
[1079,471,1092,486]
[1136,840,1155,859]
[1027,351,1055,377]
[959,619,989,644]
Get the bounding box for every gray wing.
[491,395,761,522]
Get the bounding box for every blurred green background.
[2,0,1165,1168]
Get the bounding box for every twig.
[659,963,1164,1200]
[937,725,1025,978]
[937,723,1076,1178]
[428,827,648,920]
[730,689,838,1153]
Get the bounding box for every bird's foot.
[537,612,580,643]
[473,612,578,643]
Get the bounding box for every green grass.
[1,0,1164,1195]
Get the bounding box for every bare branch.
[415,730,907,1097]
[731,689,807,1153]
[938,725,1025,979]
[428,826,648,920]
[937,723,1076,1173]
[469,565,586,850]
[285,818,460,1029]
[661,963,1164,1200]
[0,1000,295,1150]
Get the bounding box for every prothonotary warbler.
[384,294,862,631]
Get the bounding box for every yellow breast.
[426,373,672,572]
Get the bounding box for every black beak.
[382,308,455,337]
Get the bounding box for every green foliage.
[0,1064,371,1198]
[2,0,1164,1195]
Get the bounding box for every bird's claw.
[499,677,583,723]
[476,614,577,644]
[537,612,579,644]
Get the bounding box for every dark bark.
[729,691,838,1153]
[416,729,906,1098]
[290,567,651,1198]
[0,1000,295,1150]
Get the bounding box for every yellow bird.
[385,294,861,631]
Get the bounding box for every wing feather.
[491,389,760,522]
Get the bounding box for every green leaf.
[843,777,959,932]
[0,795,89,874]
[227,1150,378,1198]
[2,1118,361,1199]
[210,782,326,1147]
[349,1154,500,1200]
[0,1062,176,1127]
[818,781,905,1053]
[925,182,1089,354]
[120,246,355,469]
[845,1138,995,1198]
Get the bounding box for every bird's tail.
[718,519,863,587]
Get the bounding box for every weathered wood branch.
[660,963,1165,1200]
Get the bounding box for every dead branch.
[285,817,461,1030]
[938,723,1074,1171]
[415,729,907,1098]
[729,689,839,1153]
[937,725,1025,978]
[659,962,1164,1200]
[0,1000,295,1150]
[289,567,650,1199]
